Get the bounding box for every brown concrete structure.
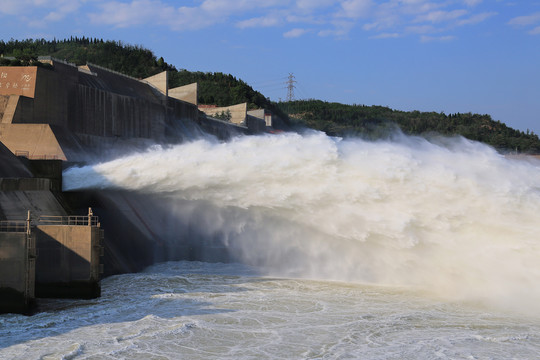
[0,151,102,312]
[144,71,168,96]
[198,102,266,134]
[0,60,198,160]
[199,103,247,125]
[0,214,35,314]
[169,83,197,105]
[34,213,103,299]
[0,141,32,178]
[248,108,273,127]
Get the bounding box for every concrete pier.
[0,214,36,314]
[34,210,103,299]
[0,209,103,313]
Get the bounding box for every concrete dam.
[0,58,277,313]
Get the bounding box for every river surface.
[2,131,540,359]
[1,261,539,360]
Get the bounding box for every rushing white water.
[2,131,540,359]
[1,261,540,359]
[63,131,540,315]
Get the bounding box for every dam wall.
[34,219,103,299]
[0,151,104,312]
[169,83,197,105]
[0,61,200,160]
[62,189,234,277]
[0,219,35,314]
[0,60,277,313]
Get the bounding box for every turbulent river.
[1,131,540,359]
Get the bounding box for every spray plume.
[64,131,540,314]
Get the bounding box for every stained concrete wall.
[0,67,38,98]
[246,116,267,133]
[199,103,248,125]
[0,124,67,160]
[196,115,249,140]
[35,225,102,298]
[0,62,200,160]
[248,109,273,127]
[0,95,9,120]
[62,189,234,276]
[0,141,33,178]
[75,85,166,139]
[0,190,67,221]
[169,83,197,105]
[144,71,168,96]
[0,230,35,314]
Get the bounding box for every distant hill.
[2,38,539,152]
[0,38,289,126]
[277,100,540,153]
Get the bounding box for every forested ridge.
[0,37,286,120]
[2,38,539,152]
[279,100,540,153]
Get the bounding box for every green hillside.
[2,38,539,152]
[0,38,288,124]
[278,100,540,153]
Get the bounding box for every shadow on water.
[0,261,267,349]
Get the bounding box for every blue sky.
[1,0,539,134]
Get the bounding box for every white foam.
[63,131,540,314]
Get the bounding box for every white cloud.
[296,0,335,11]
[340,0,374,19]
[318,20,355,37]
[420,35,456,42]
[508,11,540,35]
[457,11,496,26]
[0,0,82,18]
[529,26,540,35]
[372,32,401,39]
[414,9,468,24]
[508,12,540,26]
[43,0,84,22]
[463,0,482,6]
[0,0,512,41]
[237,15,283,29]
[283,28,310,38]
[406,25,436,34]
[89,0,178,28]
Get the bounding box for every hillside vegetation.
[278,100,540,153]
[1,38,539,152]
[0,38,287,122]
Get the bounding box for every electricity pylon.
[286,73,297,102]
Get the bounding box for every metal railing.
[0,220,28,233]
[14,150,30,158]
[14,151,59,160]
[37,56,77,68]
[37,215,99,226]
[86,62,142,82]
[1,209,99,230]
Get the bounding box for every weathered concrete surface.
[0,124,67,160]
[169,83,197,105]
[144,71,168,96]
[246,115,267,133]
[63,189,233,276]
[35,224,102,298]
[0,67,38,98]
[0,230,36,314]
[199,103,247,125]
[0,190,67,220]
[0,141,32,178]
[0,63,199,160]
[196,114,249,140]
[248,109,273,127]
